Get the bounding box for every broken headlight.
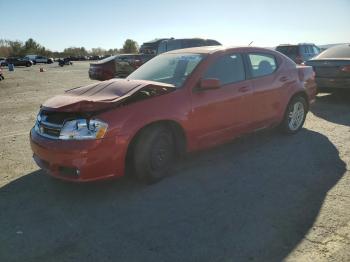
[59,119,108,140]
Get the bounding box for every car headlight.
[59,119,108,140]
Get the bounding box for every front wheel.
[132,125,176,183]
[280,96,307,134]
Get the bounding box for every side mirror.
[198,78,221,91]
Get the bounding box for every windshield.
[96,55,116,64]
[127,53,204,87]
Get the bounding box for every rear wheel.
[280,96,307,134]
[132,125,176,183]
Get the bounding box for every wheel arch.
[125,119,187,175]
[290,91,309,111]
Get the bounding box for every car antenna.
[248,41,254,46]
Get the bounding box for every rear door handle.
[279,76,289,82]
[238,86,250,93]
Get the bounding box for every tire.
[280,96,307,134]
[26,62,31,67]
[132,125,176,183]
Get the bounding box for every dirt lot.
[0,62,349,262]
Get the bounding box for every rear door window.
[204,54,245,85]
[248,53,277,78]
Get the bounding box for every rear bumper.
[30,128,127,182]
[315,77,350,89]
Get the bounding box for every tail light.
[341,65,350,73]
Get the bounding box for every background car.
[306,44,350,92]
[35,55,53,64]
[139,38,170,54]
[24,55,53,64]
[6,57,33,67]
[140,38,221,55]
[89,55,102,61]
[0,57,6,66]
[276,43,320,64]
[89,53,154,80]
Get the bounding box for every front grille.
[41,125,61,138]
[35,110,87,139]
[36,110,78,139]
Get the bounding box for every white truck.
[25,55,53,64]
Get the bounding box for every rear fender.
[297,65,317,104]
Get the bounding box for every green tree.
[63,47,88,57]
[122,39,138,53]
[9,40,25,56]
[91,47,106,56]
[24,38,40,50]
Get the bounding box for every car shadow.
[0,129,346,262]
[311,91,350,126]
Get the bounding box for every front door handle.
[238,86,249,93]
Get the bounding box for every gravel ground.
[0,62,349,262]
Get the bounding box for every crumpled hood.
[42,79,175,112]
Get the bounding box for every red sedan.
[30,46,316,182]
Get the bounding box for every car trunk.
[306,59,350,78]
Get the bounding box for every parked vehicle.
[0,57,6,66]
[139,38,170,54]
[276,43,320,64]
[58,58,73,67]
[0,67,4,81]
[140,38,221,55]
[6,57,33,67]
[305,44,350,92]
[25,55,53,64]
[89,55,101,61]
[30,46,316,183]
[89,54,154,80]
[36,55,53,64]
[24,55,37,62]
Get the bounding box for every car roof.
[165,46,276,55]
[277,43,315,46]
[142,38,170,44]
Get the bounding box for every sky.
[0,0,349,52]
